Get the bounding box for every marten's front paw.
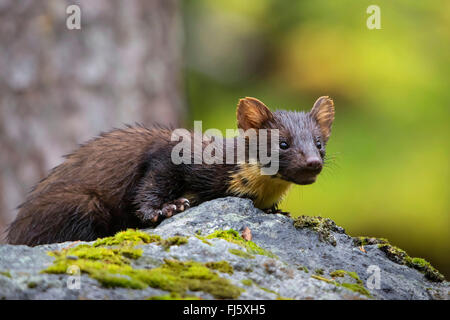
[136,208,163,224]
[161,198,190,218]
[137,198,190,225]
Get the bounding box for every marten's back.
[7,125,172,245]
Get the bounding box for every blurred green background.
[182,0,450,277]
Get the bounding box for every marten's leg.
[133,166,188,225]
[8,187,111,246]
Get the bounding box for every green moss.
[341,283,372,298]
[346,271,363,285]
[314,268,324,275]
[352,236,388,247]
[44,245,135,275]
[257,285,278,295]
[329,270,346,278]
[43,229,244,299]
[228,248,255,259]
[293,215,339,246]
[94,271,147,289]
[147,292,202,300]
[241,279,253,286]
[142,259,243,299]
[27,281,37,289]
[205,261,234,275]
[93,230,187,252]
[377,243,445,282]
[117,247,144,259]
[408,257,428,268]
[313,272,372,298]
[93,229,161,247]
[160,236,188,251]
[254,282,286,299]
[311,275,335,283]
[297,266,309,273]
[377,243,408,264]
[0,271,11,278]
[330,270,363,285]
[405,257,445,282]
[207,229,276,258]
[195,235,212,246]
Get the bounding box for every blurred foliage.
[182,0,450,276]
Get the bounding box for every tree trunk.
[0,0,185,241]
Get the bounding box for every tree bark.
[0,0,185,241]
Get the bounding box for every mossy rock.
[405,257,445,282]
[293,215,344,246]
[1,198,447,300]
[43,229,243,299]
[351,234,445,283]
[352,236,389,247]
[314,268,324,275]
[204,261,234,275]
[377,243,445,282]
[92,229,161,247]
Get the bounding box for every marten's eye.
[315,139,322,149]
[279,141,289,150]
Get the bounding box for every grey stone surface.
[0,197,448,300]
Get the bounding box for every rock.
[0,197,448,300]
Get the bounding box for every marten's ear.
[237,97,274,130]
[310,96,335,141]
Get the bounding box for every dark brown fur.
[7,97,334,246]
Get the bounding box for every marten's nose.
[306,157,322,171]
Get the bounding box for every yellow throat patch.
[227,163,292,209]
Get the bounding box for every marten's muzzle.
[288,156,323,185]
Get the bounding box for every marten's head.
[237,96,335,185]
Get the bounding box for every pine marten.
[7,96,335,246]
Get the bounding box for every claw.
[162,204,177,218]
[149,209,162,223]
[174,198,190,212]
